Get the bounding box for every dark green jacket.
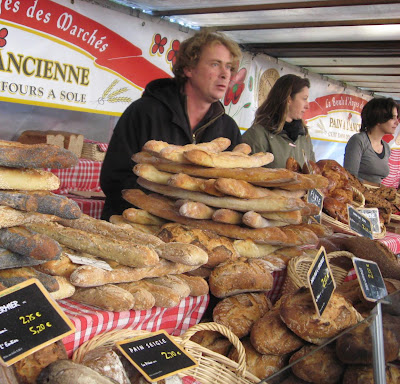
[242,123,315,169]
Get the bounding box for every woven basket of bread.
[282,251,355,296]
[72,322,259,384]
[81,141,107,161]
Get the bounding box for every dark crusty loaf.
[0,139,78,168]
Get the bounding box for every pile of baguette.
[117,138,333,298]
[0,140,210,312]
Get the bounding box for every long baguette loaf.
[117,280,181,308]
[233,143,252,154]
[0,167,60,190]
[123,189,291,245]
[280,226,319,246]
[0,206,58,228]
[175,274,209,296]
[34,251,79,277]
[170,172,225,196]
[71,284,135,312]
[212,208,243,224]
[109,215,161,235]
[132,151,297,184]
[69,259,200,287]
[259,210,302,224]
[0,267,59,292]
[179,201,216,219]
[155,242,208,266]
[0,140,78,169]
[27,222,159,268]
[120,207,166,225]
[285,223,333,238]
[114,284,156,310]
[242,211,288,229]
[183,148,274,168]
[0,191,81,219]
[214,178,284,199]
[233,240,283,258]
[137,177,305,213]
[144,275,191,299]
[57,214,163,247]
[0,246,48,269]
[0,226,62,261]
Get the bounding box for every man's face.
[184,42,234,104]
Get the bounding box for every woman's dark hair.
[360,97,399,132]
[253,74,310,134]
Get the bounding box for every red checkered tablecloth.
[379,231,400,255]
[65,195,105,219]
[50,159,103,194]
[60,295,209,357]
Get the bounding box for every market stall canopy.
[104,0,400,101]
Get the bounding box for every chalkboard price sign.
[0,279,75,366]
[307,188,323,224]
[117,330,197,382]
[356,208,381,234]
[348,205,373,239]
[307,246,336,317]
[352,257,387,302]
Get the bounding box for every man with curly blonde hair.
[100,30,243,220]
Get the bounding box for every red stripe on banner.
[1,0,170,88]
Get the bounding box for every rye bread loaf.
[212,292,271,338]
[0,139,78,169]
[209,258,274,298]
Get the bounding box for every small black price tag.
[117,330,197,382]
[307,246,336,317]
[352,257,387,302]
[356,208,381,234]
[348,205,373,239]
[307,188,323,224]
[0,279,75,366]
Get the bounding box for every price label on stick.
[307,246,336,317]
[0,279,75,366]
[348,205,373,239]
[117,330,197,382]
[307,188,323,224]
[353,257,387,302]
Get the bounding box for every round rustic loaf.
[213,292,271,338]
[279,287,360,344]
[289,344,344,384]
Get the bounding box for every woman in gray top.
[344,97,399,185]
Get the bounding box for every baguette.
[301,202,322,216]
[144,275,191,299]
[259,210,302,224]
[117,280,181,308]
[0,267,59,292]
[133,163,172,184]
[109,215,161,235]
[242,211,288,229]
[137,177,305,212]
[183,148,273,168]
[280,226,320,246]
[50,276,76,300]
[0,167,60,190]
[0,191,81,219]
[212,208,243,224]
[286,223,333,238]
[155,242,208,266]
[169,172,225,196]
[123,189,291,245]
[0,140,78,169]
[114,284,156,310]
[174,274,209,296]
[0,246,48,269]
[233,143,251,154]
[233,240,283,258]
[27,221,159,268]
[71,284,135,312]
[57,214,163,247]
[69,259,200,287]
[34,250,79,277]
[132,151,297,184]
[120,208,166,225]
[179,201,215,219]
[0,226,62,261]
[0,206,58,228]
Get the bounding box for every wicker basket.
[72,322,259,384]
[282,251,355,296]
[81,141,107,161]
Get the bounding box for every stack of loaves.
[0,140,82,299]
[121,138,333,298]
[0,140,210,312]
